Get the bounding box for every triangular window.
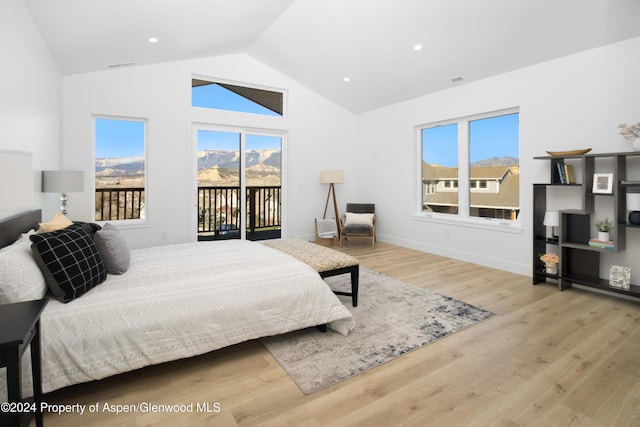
[192,79,283,116]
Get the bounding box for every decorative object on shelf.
[545,148,591,156]
[594,217,613,241]
[42,170,85,216]
[553,162,576,184]
[592,173,613,194]
[618,122,640,151]
[626,193,640,225]
[320,170,344,239]
[540,253,559,274]
[609,265,631,290]
[543,210,560,242]
[588,238,614,250]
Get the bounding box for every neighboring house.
[422,163,520,220]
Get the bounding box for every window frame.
[415,107,522,234]
[93,115,149,227]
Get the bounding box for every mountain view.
[95,156,145,188]
[95,149,281,188]
[197,149,281,186]
[470,156,519,167]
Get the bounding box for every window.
[192,79,283,116]
[94,117,146,221]
[420,109,519,222]
[421,123,458,214]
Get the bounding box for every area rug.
[260,267,494,394]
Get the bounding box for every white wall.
[356,36,640,276]
[0,0,62,219]
[62,54,357,248]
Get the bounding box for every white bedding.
[3,240,353,398]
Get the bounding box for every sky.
[197,131,281,152]
[192,84,280,117]
[96,85,280,158]
[422,113,519,166]
[95,118,145,158]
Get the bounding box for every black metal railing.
[95,186,281,236]
[95,188,145,221]
[198,186,281,236]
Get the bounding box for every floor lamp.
[320,170,343,238]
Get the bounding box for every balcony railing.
[95,188,145,221]
[95,186,281,237]
[198,186,281,237]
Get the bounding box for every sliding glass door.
[194,126,283,241]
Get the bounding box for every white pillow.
[344,212,374,227]
[0,233,47,304]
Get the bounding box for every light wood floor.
[37,242,640,427]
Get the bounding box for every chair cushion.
[344,212,374,227]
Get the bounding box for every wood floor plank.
[35,241,640,426]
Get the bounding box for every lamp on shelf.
[42,170,85,216]
[627,193,640,225]
[0,150,33,211]
[320,170,343,238]
[543,210,560,242]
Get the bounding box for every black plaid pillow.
[30,223,107,303]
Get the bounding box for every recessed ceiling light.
[148,37,158,43]
[413,44,423,51]
[343,77,351,82]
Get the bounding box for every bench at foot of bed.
[263,239,359,307]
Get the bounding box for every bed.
[0,210,354,400]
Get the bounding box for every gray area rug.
[260,267,495,394]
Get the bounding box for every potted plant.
[595,218,613,241]
[618,122,640,151]
[540,253,559,274]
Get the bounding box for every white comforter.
[8,240,353,397]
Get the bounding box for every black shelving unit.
[533,151,640,298]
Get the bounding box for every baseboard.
[377,234,530,277]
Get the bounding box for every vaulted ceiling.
[23,0,640,113]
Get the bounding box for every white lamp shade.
[0,150,33,210]
[320,170,344,184]
[543,210,560,227]
[42,170,85,193]
[627,193,640,211]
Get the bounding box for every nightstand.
[0,299,48,427]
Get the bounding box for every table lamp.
[543,210,560,242]
[42,170,85,216]
[627,193,640,225]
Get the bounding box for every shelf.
[534,150,638,301]
[563,276,640,297]
[562,241,617,252]
[534,238,559,245]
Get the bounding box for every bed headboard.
[0,209,41,249]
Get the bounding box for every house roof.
[22,0,640,113]
[424,170,520,209]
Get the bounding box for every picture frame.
[609,265,631,290]
[592,173,613,194]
